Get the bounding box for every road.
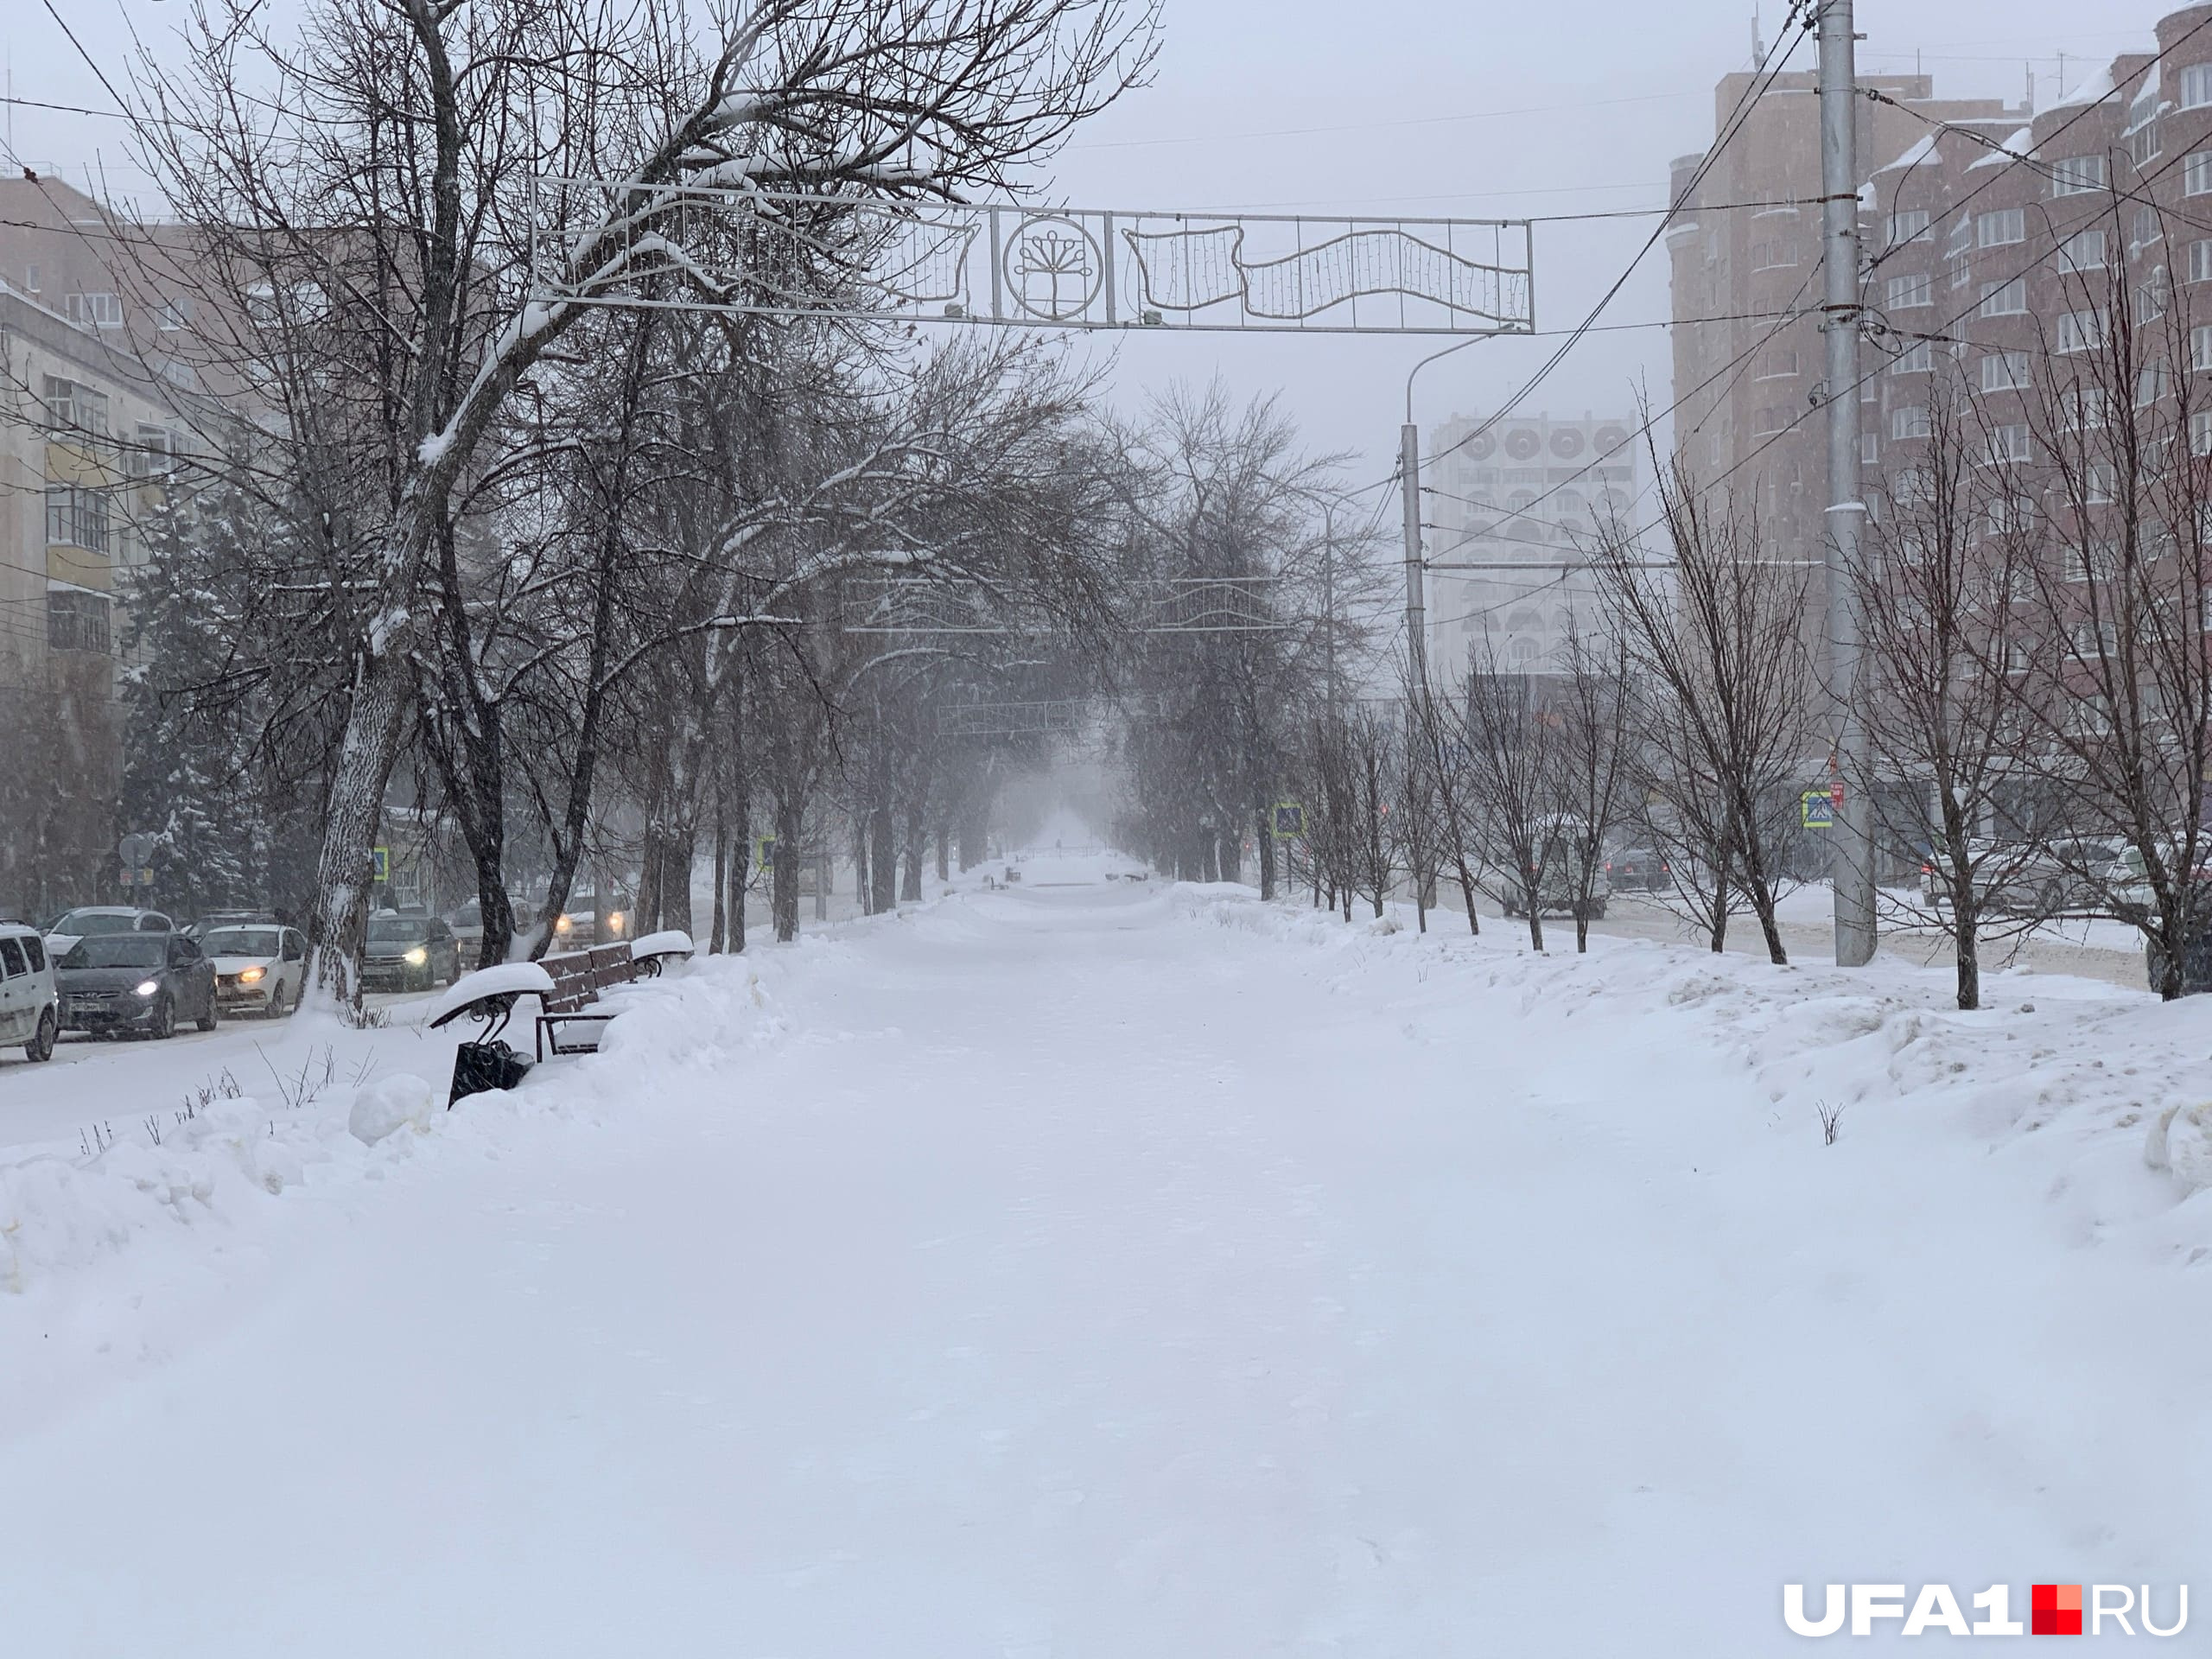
[0,863,2199,1654]
[0,989,447,1152]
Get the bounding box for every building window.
[2139,365,2171,408]
[63,291,123,328]
[1753,406,1791,437]
[128,423,177,480]
[1891,405,1931,441]
[1751,239,1800,271]
[1981,351,2030,393]
[2058,309,2108,354]
[1861,431,1879,466]
[44,484,112,555]
[2061,387,2111,430]
[1887,208,1931,248]
[40,375,110,437]
[2186,62,2212,110]
[1755,348,1799,380]
[2196,410,2212,457]
[2132,205,2164,253]
[1979,279,2027,317]
[1887,272,1932,310]
[1976,208,2025,248]
[23,264,39,294]
[2194,324,2212,371]
[1987,423,2032,464]
[156,297,192,332]
[2139,267,2173,321]
[2058,230,2107,275]
[2189,152,2212,198]
[2053,154,2110,196]
[46,591,111,654]
[1891,340,1933,374]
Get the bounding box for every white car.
[204,924,308,1017]
[45,906,175,961]
[0,920,59,1061]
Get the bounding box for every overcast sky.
[0,0,2182,487]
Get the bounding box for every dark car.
[360,914,461,993]
[56,931,218,1039]
[1605,847,1670,893]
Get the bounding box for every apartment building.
[1423,411,1641,678]
[0,176,202,919]
[1667,65,2024,582]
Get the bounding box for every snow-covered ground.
[1,861,2208,1652]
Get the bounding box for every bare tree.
[1853,363,2047,1009]
[130,0,1158,997]
[1457,634,1560,950]
[1595,454,1815,965]
[1552,622,1635,954]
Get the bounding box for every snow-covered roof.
[2046,64,2118,114]
[1967,127,2036,171]
[1875,133,1940,177]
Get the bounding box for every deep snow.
[1,862,2209,1653]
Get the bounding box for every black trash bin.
[449,1039,533,1106]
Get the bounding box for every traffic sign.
[1801,790,1834,830]
[371,845,391,883]
[1272,802,1305,839]
[757,835,777,871]
[118,831,156,868]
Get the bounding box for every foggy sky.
[0,1,2178,487]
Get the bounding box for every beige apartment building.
[0,176,200,920]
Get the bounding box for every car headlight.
[133,980,159,997]
[238,966,265,984]
[404,946,428,965]
[607,911,625,935]
[555,915,573,933]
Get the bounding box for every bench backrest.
[587,943,635,992]
[540,950,599,1014]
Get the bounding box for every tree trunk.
[709,792,728,955]
[1254,803,1275,899]
[307,649,413,1002]
[900,804,925,902]
[773,795,804,942]
[870,803,897,913]
[935,823,950,882]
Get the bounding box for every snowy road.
[1,868,2207,1652]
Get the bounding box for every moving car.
[56,931,218,1039]
[184,908,278,943]
[45,906,175,960]
[1605,847,1669,893]
[0,920,59,1061]
[360,913,461,993]
[204,923,308,1017]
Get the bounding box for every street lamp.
[1400,336,1496,693]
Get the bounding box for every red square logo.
[2032,1583,2083,1636]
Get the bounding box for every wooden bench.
[535,944,637,1058]
[428,931,698,1071]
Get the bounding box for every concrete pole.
[1820,0,1876,966]
[1401,422,1427,692]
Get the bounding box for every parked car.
[203,924,308,1017]
[1605,846,1669,893]
[44,906,175,960]
[360,914,461,993]
[1499,821,1611,920]
[0,921,59,1061]
[548,894,631,949]
[56,931,218,1039]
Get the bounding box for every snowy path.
[1,874,2207,1652]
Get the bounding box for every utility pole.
[1819,0,1876,967]
[1401,420,1427,693]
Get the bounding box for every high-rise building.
[1668,64,2024,569]
[1423,410,1642,679]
